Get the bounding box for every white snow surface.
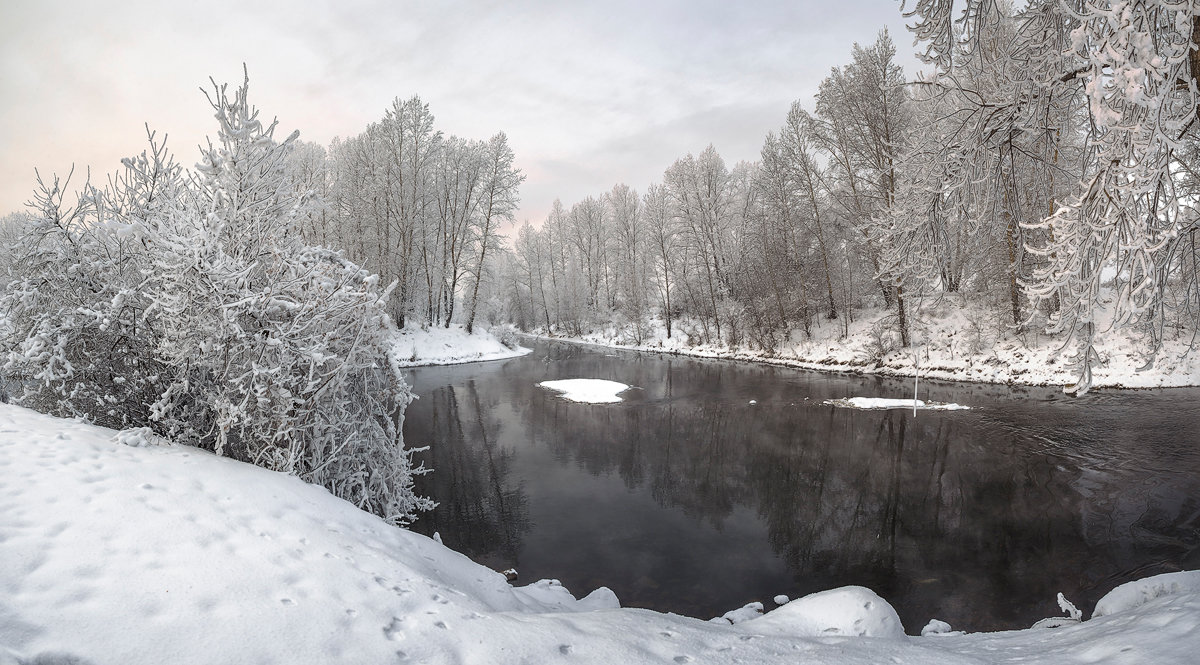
[538,379,631,403]
[1093,572,1200,618]
[747,586,905,638]
[391,323,530,367]
[543,297,1200,389]
[825,397,971,410]
[2,403,1200,664]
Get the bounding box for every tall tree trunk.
[1004,176,1022,326]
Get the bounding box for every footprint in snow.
[383,617,404,641]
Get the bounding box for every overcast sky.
[1,0,924,228]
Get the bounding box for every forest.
[494,4,1200,395]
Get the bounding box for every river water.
[403,339,1200,632]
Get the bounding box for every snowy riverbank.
[390,323,531,367]
[536,300,1200,390]
[2,403,1198,664]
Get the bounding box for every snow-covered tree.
[813,30,910,341]
[465,132,524,334]
[902,0,1200,392]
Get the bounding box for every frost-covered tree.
[606,183,650,340]
[465,132,523,334]
[901,0,1200,392]
[643,184,679,338]
[665,146,734,344]
[813,30,910,342]
[779,104,841,321]
[305,97,517,332]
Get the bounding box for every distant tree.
[466,132,523,334]
[606,183,649,341]
[779,104,840,321]
[643,184,679,338]
[665,146,733,344]
[813,30,910,342]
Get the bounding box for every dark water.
[403,339,1200,633]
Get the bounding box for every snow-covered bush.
[2,155,175,429]
[864,318,900,364]
[488,324,520,350]
[1,71,433,525]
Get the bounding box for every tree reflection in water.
[409,378,530,573]
[405,340,1200,632]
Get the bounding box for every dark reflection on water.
[405,340,1200,632]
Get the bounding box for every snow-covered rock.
[1093,571,1200,618]
[738,586,905,639]
[921,619,956,636]
[716,601,764,624]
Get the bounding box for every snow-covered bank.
[2,404,1199,664]
[536,301,1200,390]
[390,323,530,367]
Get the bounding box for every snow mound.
[1093,571,1200,618]
[391,323,531,367]
[824,397,971,411]
[111,427,172,448]
[739,586,905,639]
[921,619,958,636]
[538,379,631,403]
[714,602,764,624]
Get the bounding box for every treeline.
[502,32,967,349]
[500,4,1200,393]
[284,97,523,331]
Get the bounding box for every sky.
[0,0,925,230]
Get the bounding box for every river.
[403,339,1200,633]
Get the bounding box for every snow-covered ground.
[544,298,1200,390]
[2,403,1198,665]
[390,323,530,367]
[538,379,632,403]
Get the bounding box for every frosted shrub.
[3,157,174,430]
[864,318,901,363]
[1,71,433,525]
[488,324,520,350]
